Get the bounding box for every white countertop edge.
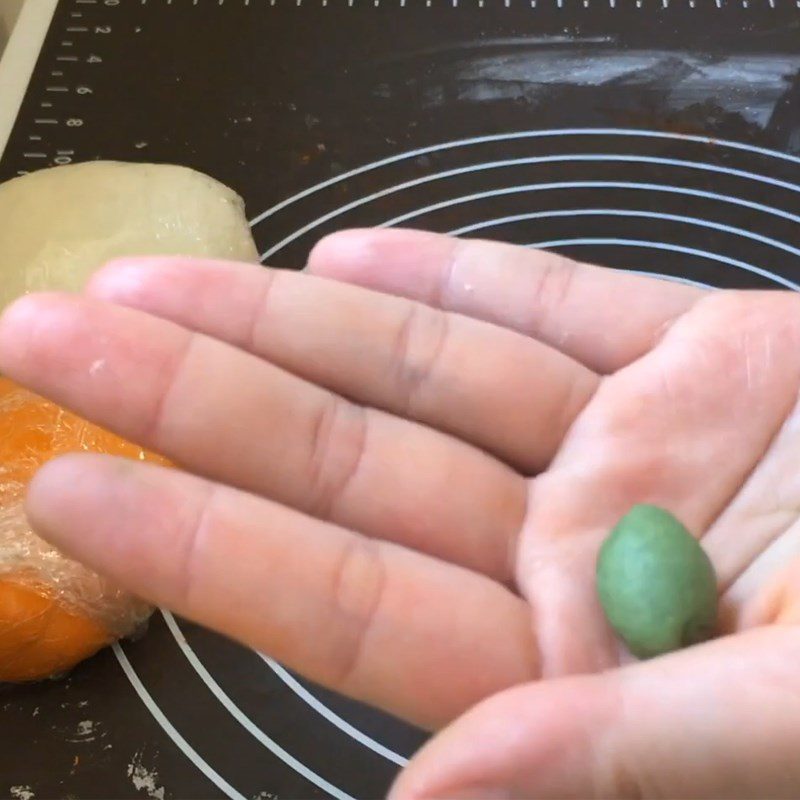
[0,0,59,160]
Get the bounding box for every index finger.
[307,229,705,374]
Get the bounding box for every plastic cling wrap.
[0,160,258,681]
[0,377,164,682]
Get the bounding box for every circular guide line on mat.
[261,656,409,766]
[524,237,800,291]
[380,180,800,230]
[249,127,800,229]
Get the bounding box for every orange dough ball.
[0,579,111,683]
[0,376,165,682]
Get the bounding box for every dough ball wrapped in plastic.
[0,162,258,681]
[0,378,165,682]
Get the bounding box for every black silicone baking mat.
[0,0,799,797]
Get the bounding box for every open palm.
[1,229,798,799]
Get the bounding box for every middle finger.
[87,257,599,474]
[0,293,526,582]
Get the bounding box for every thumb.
[390,626,800,799]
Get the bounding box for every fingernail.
[437,786,513,799]
[390,785,512,800]
[0,294,71,375]
[88,257,165,299]
[308,229,377,275]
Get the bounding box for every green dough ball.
[596,504,718,659]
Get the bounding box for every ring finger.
[25,454,538,729]
[0,293,525,581]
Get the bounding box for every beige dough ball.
[0,161,259,309]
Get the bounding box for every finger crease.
[307,397,369,518]
[245,269,279,353]
[328,537,388,689]
[141,331,197,443]
[528,254,579,336]
[176,483,219,610]
[437,238,467,310]
[392,304,449,414]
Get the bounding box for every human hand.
[0,230,798,798]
